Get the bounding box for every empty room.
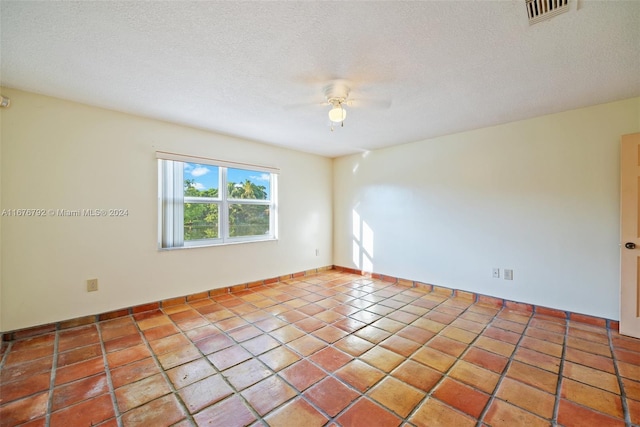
[0,1,639,426]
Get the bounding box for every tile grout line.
[308,281,494,424]
[550,313,570,426]
[607,328,633,427]
[95,320,124,427]
[292,279,411,424]
[174,292,289,424]
[399,294,498,425]
[133,309,208,426]
[0,340,11,415]
[320,280,528,425]
[44,329,59,427]
[253,275,377,423]
[363,284,554,425]
[447,302,512,420]
[251,275,412,424]
[475,306,536,426]
[271,335,337,418]
[261,277,373,424]
[0,339,12,371]
[317,281,434,424]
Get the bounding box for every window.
[158,152,278,249]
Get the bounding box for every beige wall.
[0,88,333,331]
[334,97,640,320]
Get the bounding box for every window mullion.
[226,199,270,205]
[221,167,229,242]
[184,196,220,204]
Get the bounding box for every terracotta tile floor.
[1,271,639,426]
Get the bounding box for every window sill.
[158,237,278,251]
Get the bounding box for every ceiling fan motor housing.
[324,80,350,106]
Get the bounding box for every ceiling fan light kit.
[324,80,350,131]
[328,104,346,123]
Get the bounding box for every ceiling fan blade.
[283,101,329,111]
[346,98,392,109]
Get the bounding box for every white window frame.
[157,152,278,249]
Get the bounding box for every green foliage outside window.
[184,179,219,240]
[184,179,269,240]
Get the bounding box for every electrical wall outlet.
[315,249,319,256]
[87,278,99,292]
[504,269,513,280]
[492,268,500,278]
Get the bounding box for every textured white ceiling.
[1,1,639,157]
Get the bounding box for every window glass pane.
[184,163,219,198]
[184,203,219,240]
[227,168,270,200]
[229,204,270,237]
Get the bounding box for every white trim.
[155,151,279,174]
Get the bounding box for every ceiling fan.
[287,79,391,131]
[324,80,351,131]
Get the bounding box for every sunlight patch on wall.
[352,151,371,175]
[352,208,374,272]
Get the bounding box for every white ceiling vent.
[526,0,570,24]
